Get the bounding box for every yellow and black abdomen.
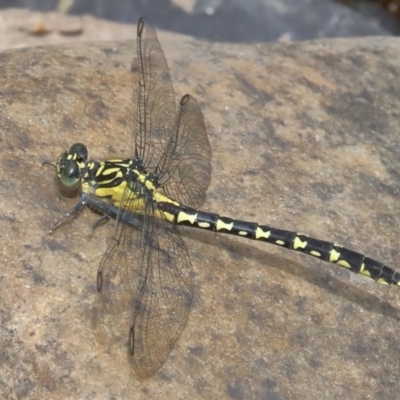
[158,201,400,286]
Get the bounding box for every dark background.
[1,0,399,42]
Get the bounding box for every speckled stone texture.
[0,32,400,399]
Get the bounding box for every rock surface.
[0,25,400,400]
[0,8,137,50]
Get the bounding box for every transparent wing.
[97,196,143,318]
[158,94,212,208]
[134,19,212,208]
[97,183,194,378]
[129,203,194,378]
[98,17,209,377]
[135,17,177,172]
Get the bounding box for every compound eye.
[60,160,81,189]
[69,143,88,162]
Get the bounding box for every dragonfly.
[48,17,400,378]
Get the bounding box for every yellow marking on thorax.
[81,181,96,196]
[255,227,271,240]
[83,166,181,222]
[216,219,233,231]
[101,167,122,176]
[95,165,104,177]
[293,236,307,250]
[139,173,157,191]
[88,180,128,207]
[107,159,128,163]
[84,178,143,211]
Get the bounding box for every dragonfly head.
[55,143,88,197]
